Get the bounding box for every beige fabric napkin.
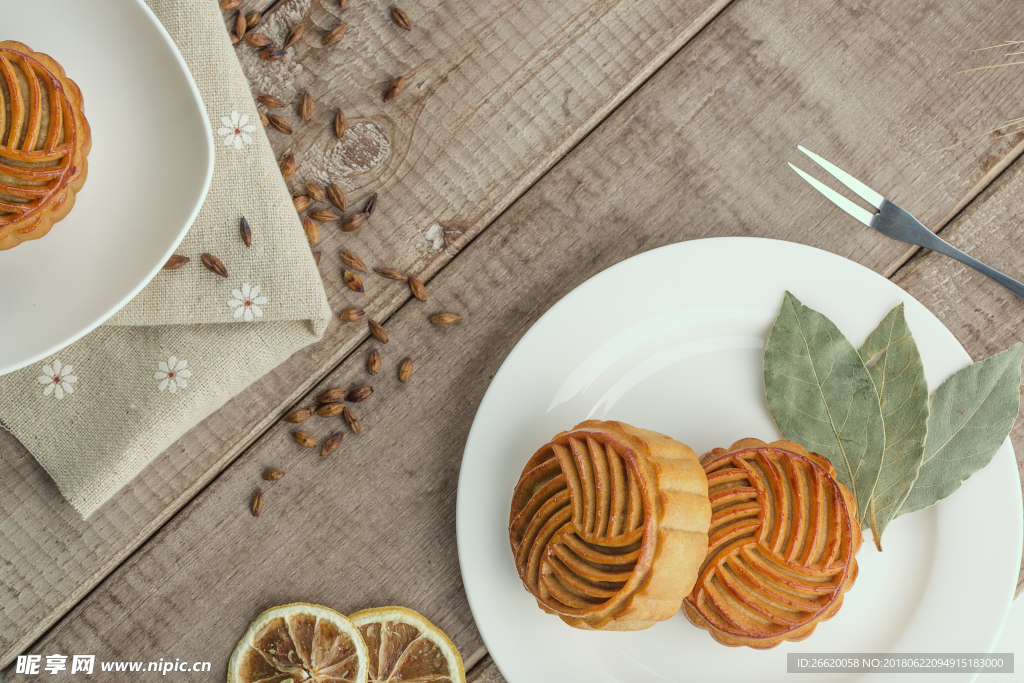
[0,0,331,517]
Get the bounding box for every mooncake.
[683,438,862,648]
[0,41,91,250]
[509,420,711,630]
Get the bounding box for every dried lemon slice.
[349,606,465,683]
[227,603,368,683]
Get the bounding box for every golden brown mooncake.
[683,438,862,648]
[0,41,91,250]
[508,420,711,631]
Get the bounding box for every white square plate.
[0,0,213,375]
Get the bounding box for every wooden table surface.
[3,0,1024,679]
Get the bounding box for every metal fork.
[788,145,1024,301]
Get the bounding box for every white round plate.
[0,0,213,376]
[457,237,1023,683]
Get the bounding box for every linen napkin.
[0,0,332,517]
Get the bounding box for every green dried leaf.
[856,303,928,548]
[764,292,885,515]
[897,343,1024,517]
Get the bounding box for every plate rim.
[0,0,215,376]
[456,235,1024,682]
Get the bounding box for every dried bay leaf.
[897,343,1024,517]
[855,303,928,549]
[763,292,885,515]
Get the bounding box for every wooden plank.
[11,0,1024,673]
[888,153,1024,596]
[0,0,736,667]
[467,656,506,683]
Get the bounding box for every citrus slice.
[349,606,465,683]
[227,603,368,683]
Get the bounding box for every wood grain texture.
[10,0,1024,674]
[890,153,1024,596]
[0,0,734,668]
[467,656,506,683]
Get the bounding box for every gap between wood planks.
[2,0,742,673]
[465,654,501,683]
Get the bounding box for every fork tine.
[797,145,885,209]
[789,163,874,227]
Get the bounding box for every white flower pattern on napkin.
[154,357,192,393]
[37,360,77,400]
[228,283,267,322]
[217,111,256,149]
